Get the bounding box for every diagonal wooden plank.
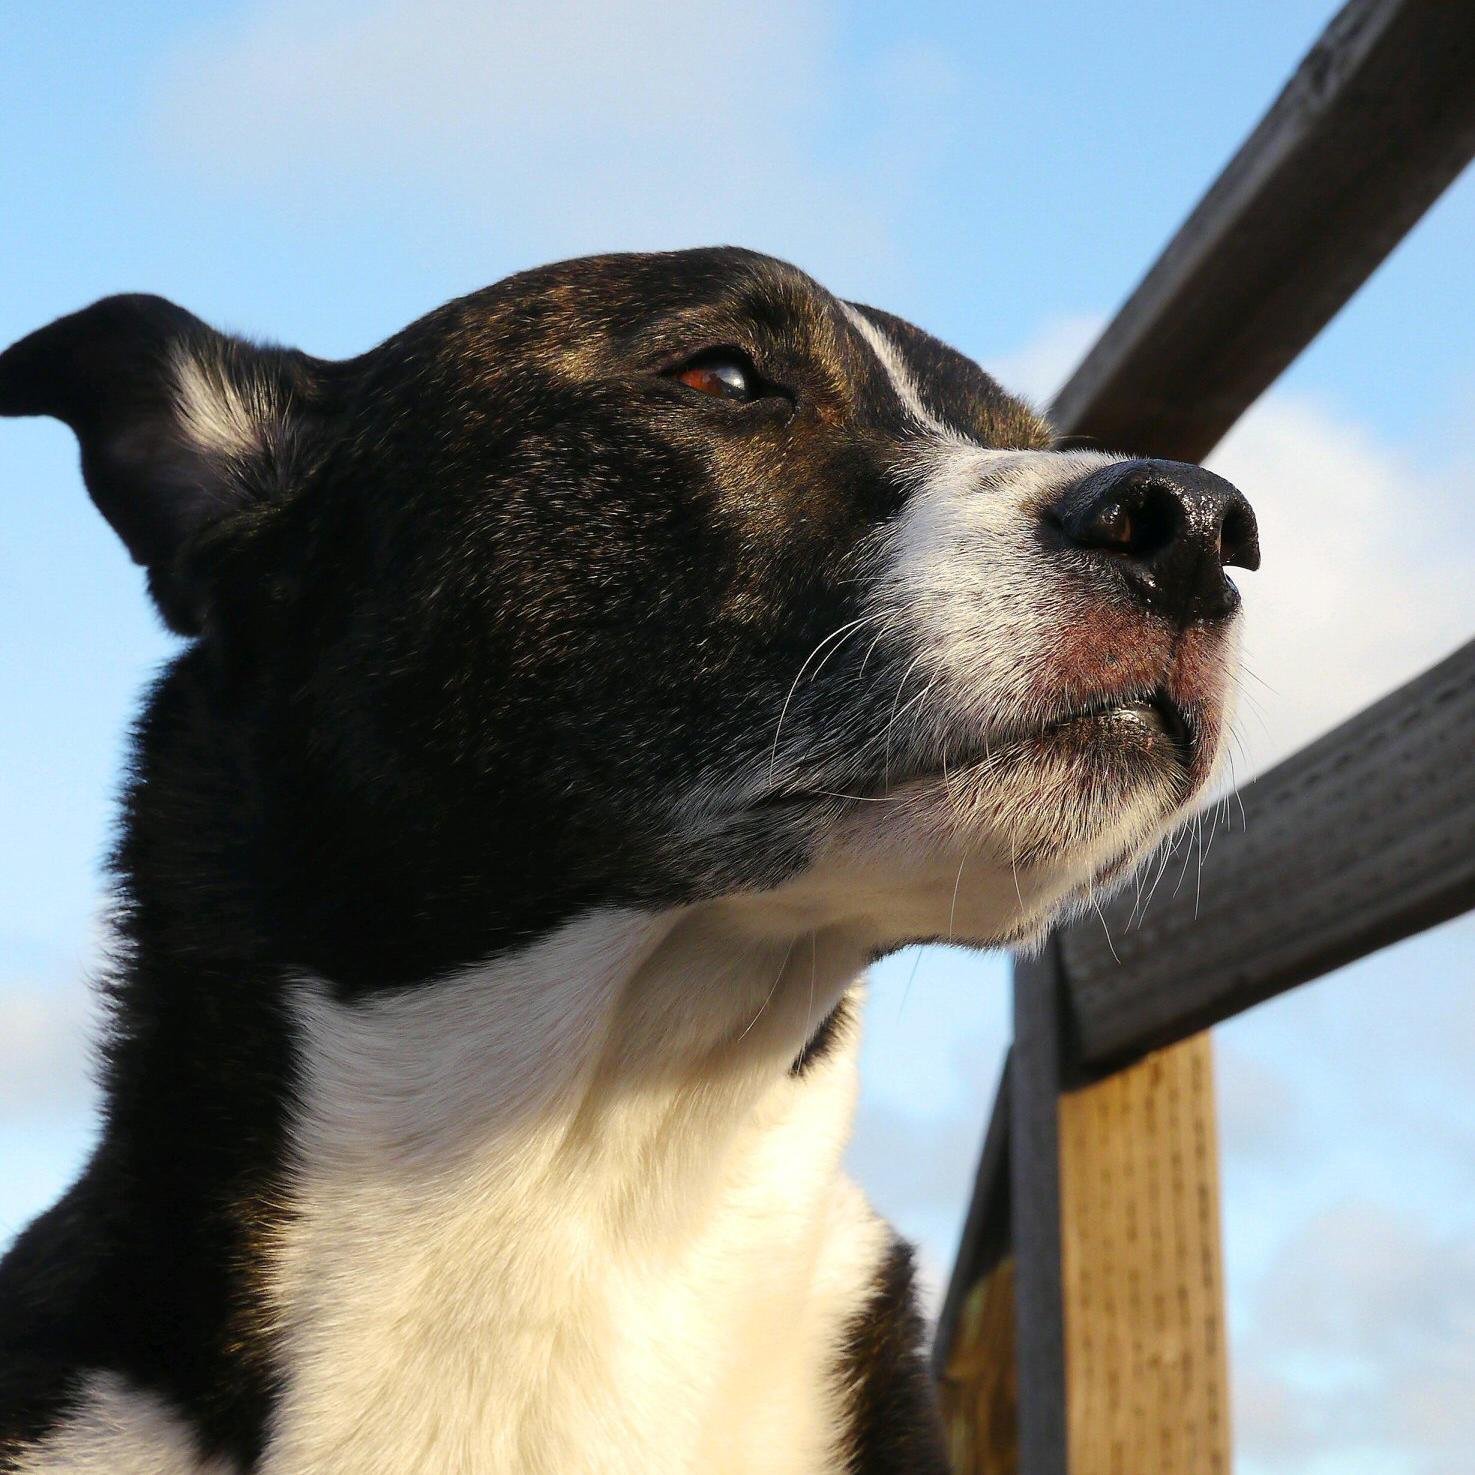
[1063,634,1475,1069]
[1050,0,1475,462]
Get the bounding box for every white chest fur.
[258,907,889,1475]
[13,1372,237,1475]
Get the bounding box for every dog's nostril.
[1058,475,1182,561]
[1133,483,1186,560]
[1101,483,1181,561]
[1220,504,1260,572]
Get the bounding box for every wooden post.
[1006,947,1231,1474]
[1056,1035,1231,1474]
[938,1060,1018,1474]
[938,1258,1020,1475]
[1010,943,1070,1475]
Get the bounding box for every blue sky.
[2,4,1473,1470]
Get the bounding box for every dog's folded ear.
[0,294,342,633]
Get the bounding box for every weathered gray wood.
[1063,635,1475,1069]
[1050,0,1475,462]
[932,1053,1011,1376]
[1010,943,1069,1475]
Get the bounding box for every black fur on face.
[4,248,1046,992]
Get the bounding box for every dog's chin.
[790,721,1201,953]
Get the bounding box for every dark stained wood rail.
[1007,949,1070,1475]
[933,1058,1011,1378]
[1064,633,1475,1070]
[1050,0,1475,463]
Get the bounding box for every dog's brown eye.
[669,351,759,402]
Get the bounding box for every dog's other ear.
[0,294,341,633]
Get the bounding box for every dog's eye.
[668,350,762,402]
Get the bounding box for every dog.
[0,247,1257,1473]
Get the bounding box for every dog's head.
[0,248,1257,983]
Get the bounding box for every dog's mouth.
[926,685,1197,789]
[1038,687,1195,769]
[759,686,1197,809]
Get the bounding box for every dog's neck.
[85,673,902,1469]
[279,903,871,1197]
[257,905,884,1473]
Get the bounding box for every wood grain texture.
[1063,634,1475,1069]
[1058,1036,1231,1475]
[1050,0,1475,462]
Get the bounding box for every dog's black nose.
[1050,458,1260,625]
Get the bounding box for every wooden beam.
[1062,633,1475,1070]
[1057,1036,1232,1475]
[938,1258,1020,1475]
[933,1054,1012,1377]
[960,948,1233,1473]
[1050,0,1475,462]
[1010,943,1070,1475]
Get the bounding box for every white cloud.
[983,311,1105,409]
[148,0,962,297]
[1208,395,1475,775]
[1214,926,1475,1474]
[0,974,101,1117]
[1236,1200,1475,1475]
[1215,1038,1303,1165]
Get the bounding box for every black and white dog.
[0,248,1257,1474]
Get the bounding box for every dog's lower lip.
[754,690,1195,809]
[1050,689,1193,767]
